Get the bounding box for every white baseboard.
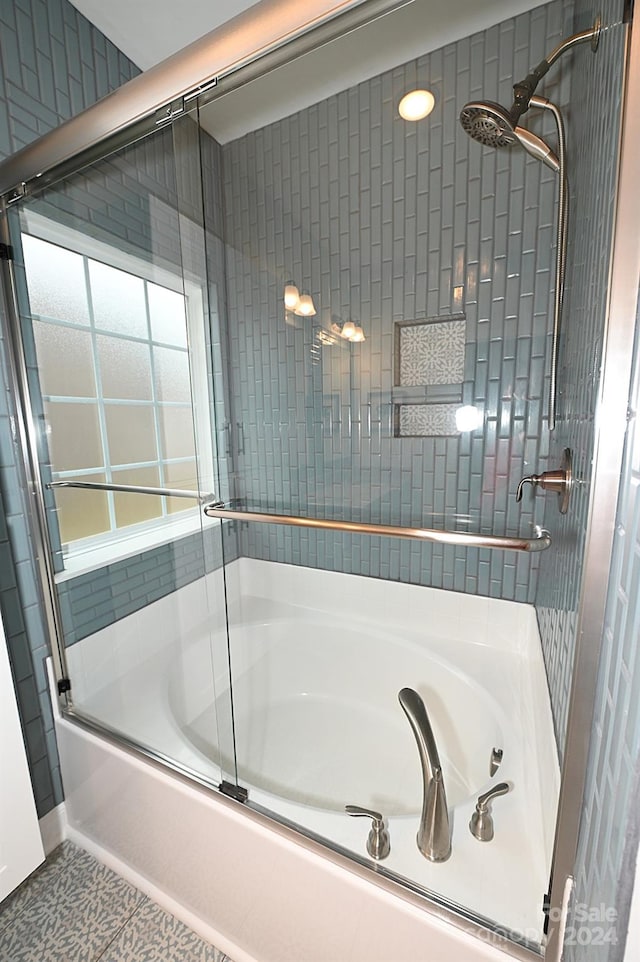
[64,825,256,962]
[39,802,67,855]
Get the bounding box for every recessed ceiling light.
[398,89,435,121]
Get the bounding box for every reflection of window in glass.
[23,232,210,553]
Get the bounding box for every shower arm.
[529,94,568,431]
[510,17,601,123]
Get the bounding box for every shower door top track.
[0,0,410,200]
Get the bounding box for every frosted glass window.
[89,260,147,336]
[148,283,188,347]
[54,473,110,543]
[45,402,103,472]
[105,404,157,465]
[22,227,214,550]
[112,466,162,527]
[22,235,89,325]
[97,336,153,400]
[33,322,96,397]
[154,346,191,402]
[159,406,196,460]
[164,460,198,515]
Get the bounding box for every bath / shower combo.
[0,1,620,960]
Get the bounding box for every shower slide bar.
[47,479,214,503]
[202,502,551,552]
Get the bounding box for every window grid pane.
[26,236,196,544]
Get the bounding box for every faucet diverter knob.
[515,474,542,501]
[469,781,511,842]
[345,805,390,860]
[515,447,573,514]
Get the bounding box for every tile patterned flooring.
[0,842,231,962]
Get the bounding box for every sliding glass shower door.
[192,0,565,950]
[8,115,238,792]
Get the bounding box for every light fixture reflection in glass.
[398,89,435,122]
[328,317,365,343]
[455,405,483,432]
[341,320,356,339]
[284,282,300,310]
[294,292,316,316]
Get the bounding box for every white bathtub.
[63,559,559,952]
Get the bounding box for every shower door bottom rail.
[203,502,551,552]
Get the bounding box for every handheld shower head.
[459,100,559,172]
[459,101,517,148]
[513,126,559,172]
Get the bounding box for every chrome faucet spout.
[398,687,451,862]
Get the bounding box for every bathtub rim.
[57,694,544,961]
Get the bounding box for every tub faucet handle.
[469,782,511,842]
[345,805,390,860]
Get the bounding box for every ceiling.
[68,0,550,143]
[68,0,262,72]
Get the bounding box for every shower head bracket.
[510,14,601,121]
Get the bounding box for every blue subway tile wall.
[58,524,239,647]
[535,0,627,755]
[0,0,139,816]
[221,1,574,602]
[568,284,640,962]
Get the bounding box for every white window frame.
[21,210,218,581]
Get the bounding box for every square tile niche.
[393,315,466,438]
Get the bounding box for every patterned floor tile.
[0,841,81,936]
[0,843,145,962]
[98,899,229,962]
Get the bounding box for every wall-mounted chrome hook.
[516,448,573,514]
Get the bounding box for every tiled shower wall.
[222,1,574,603]
[568,289,640,962]
[556,5,640,958]
[0,0,139,816]
[577,288,640,962]
[0,0,235,813]
[535,0,627,753]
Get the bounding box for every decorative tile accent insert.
[396,318,466,387]
[395,403,459,437]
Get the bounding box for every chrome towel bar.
[203,503,551,552]
[48,480,213,502]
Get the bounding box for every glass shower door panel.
[198,0,563,948]
[11,120,236,791]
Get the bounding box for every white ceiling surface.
[68,0,262,72]
[69,0,551,144]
